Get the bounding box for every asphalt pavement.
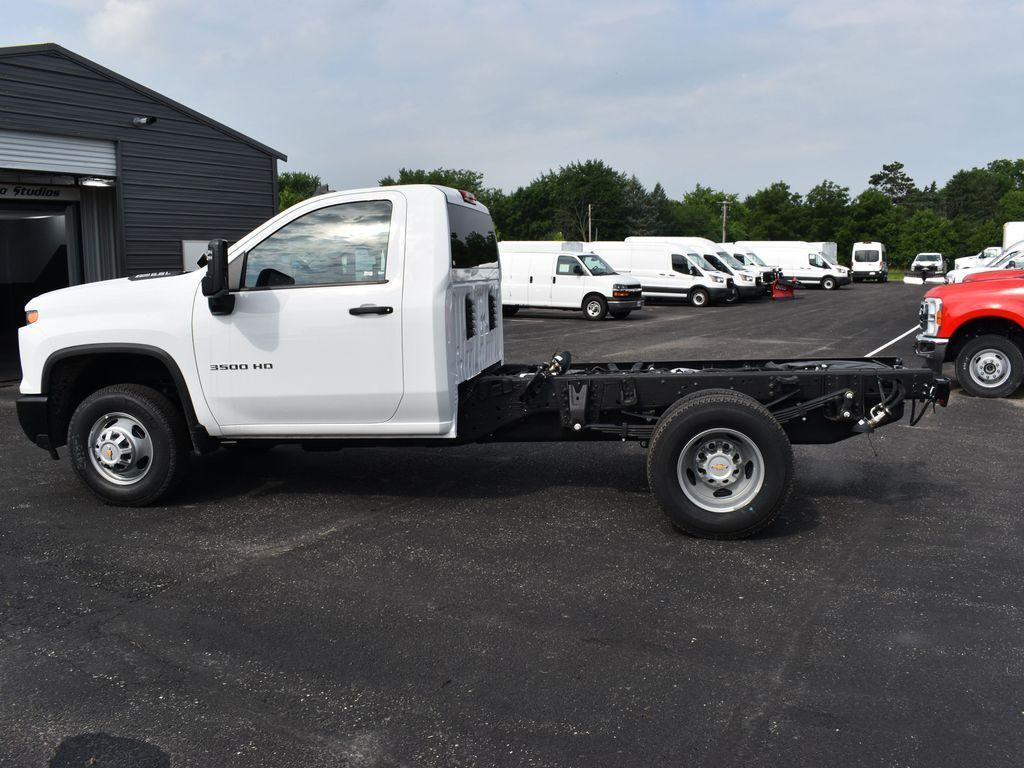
[2,282,1022,767]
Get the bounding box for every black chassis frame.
[457,355,950,446]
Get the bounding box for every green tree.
[997,189,1024,223]
[378,167,486,196]
[869,161,917,205]
[804,180,850,241]
[941,167,1012,222]
[743,182,804,239]
[896,209,956,264]
[278,171,323,211]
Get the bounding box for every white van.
[625,237,764,299]
[850,241,888,282]
[500,240,734,306]
[719,243,780,285]
[584,241,735,306]
[498,248,643,320]
[735,241,851,290]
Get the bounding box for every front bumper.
[17,395,53,451]
[708,285,733,301]
[608,298,644,310]
[836,275,852,286]
[914,334,950,373]
[736,284,762,298]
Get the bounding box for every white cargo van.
[498,248,643,320]
[584,241,735,306]
[500,240,734,307]
[625,237,764,299]
[721,243,781,279]
[736,241,851,290]
[851,241,887,282]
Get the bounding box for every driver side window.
[242,200,393,289]
[556,255,583,275]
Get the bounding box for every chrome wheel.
[691,291,707,306]
[585,300,603,318]
[88,412,154,486]
[969,348,1011,389]
[676,428,765,513]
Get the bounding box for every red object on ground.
[770,278,797,300]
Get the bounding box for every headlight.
[739,274,754,283]
[612,284,634,291]
[920,297,943,335]
[711,275,725,284]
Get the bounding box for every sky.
[5,0,1023,198]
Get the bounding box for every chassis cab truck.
[18,186,949,539]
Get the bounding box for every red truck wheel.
[955,335,1024,398]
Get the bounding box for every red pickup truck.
[916,272,1024,397]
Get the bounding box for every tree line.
[279,158,1024,268]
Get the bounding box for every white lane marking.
[866,325,919,357]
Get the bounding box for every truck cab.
[497,247,642,320]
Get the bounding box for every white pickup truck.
[16,185,949,539]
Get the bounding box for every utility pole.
[587,203,593,242]
[720,199,730,243]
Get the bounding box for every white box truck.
[15,185,949,539]
[497,248,643,320]
[736,241,851,290]
[1004,222,1024,249]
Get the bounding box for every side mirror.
[201,239,235,315]
[573,264,584,276]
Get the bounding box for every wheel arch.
[40,344,207,452]
[946,315,1024,361]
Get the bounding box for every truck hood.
[25,272,199,315]
[963,269,1024,283]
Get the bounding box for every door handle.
[552,276,556,283]
[349,305,393,316]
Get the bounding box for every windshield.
[744,251,767,266]
[916,254,939,262]
[820,251,838,266]
[995,250,1021,267]
[716,250,745,270]
[580,253,616,276]
[687,251,714,271]
[705,254,732,274]
[854,250,880,262]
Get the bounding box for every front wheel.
[646,390,793,539]
[583,295,608,320]
[689,288,710,307]
[955,335,1024,398]
[67,383,191,505]
[822,276,837,290]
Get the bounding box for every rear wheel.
[822,276,837,290]
[689,288,709,307]
[67,384,191,506]
[955,335,1024,398]
[583,294,608,320]
[609,309,632,319]
[646,390,793,539]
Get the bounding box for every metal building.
[0,43,286,379]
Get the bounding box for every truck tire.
[583,294,608,320]
[646,389,793,539]
[689,288,709,307]
[822,276,837,290]
[502,305,520,317]
[609,309,632,319]
[723,287,739,304]
[955,335,1024,398]
[67,383,191,506]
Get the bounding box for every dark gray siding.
[0,49,279,274]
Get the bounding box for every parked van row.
[498,238,857,319]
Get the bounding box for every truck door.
[192,194,405,430]
[551,254,586,308]
[527,253,553,305]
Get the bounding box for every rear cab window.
[448,203,499,277]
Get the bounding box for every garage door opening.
[0,204,80,380]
